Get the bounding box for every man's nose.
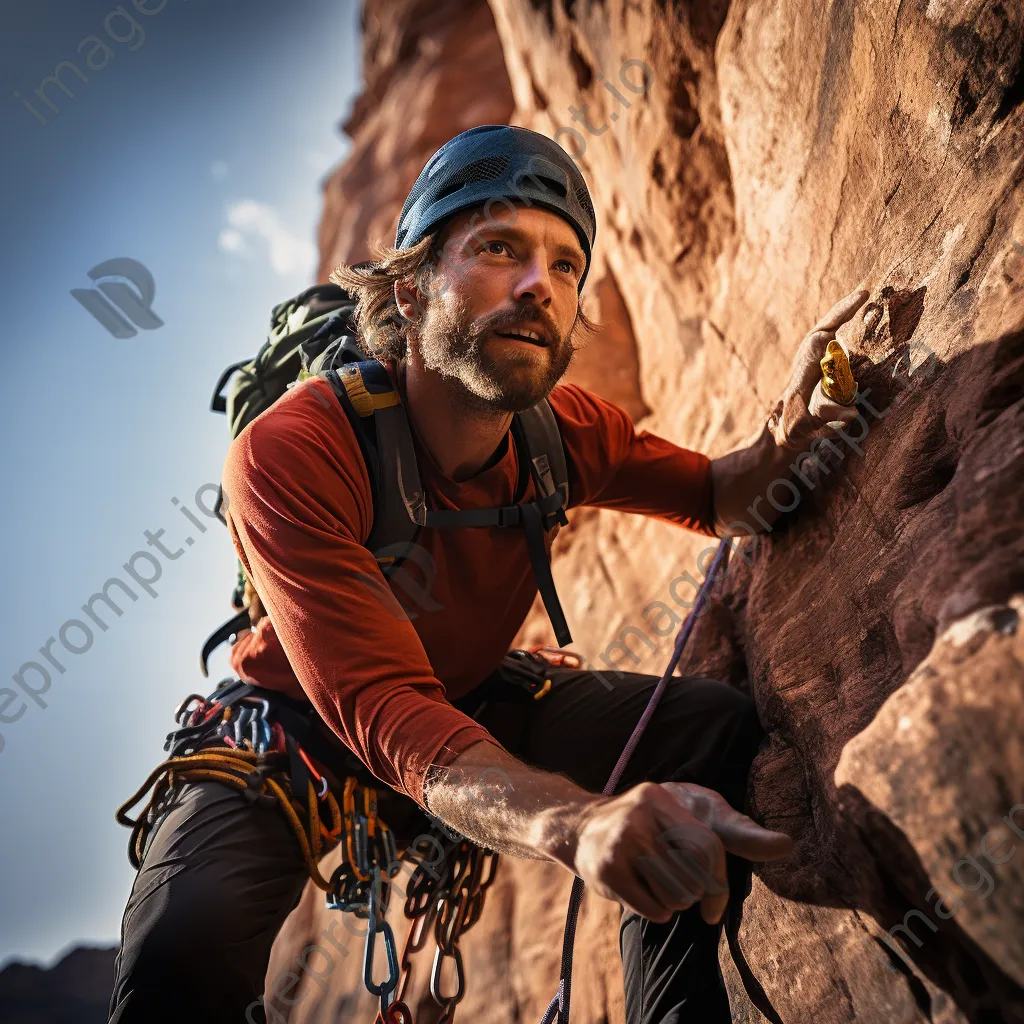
[513,256,553,307]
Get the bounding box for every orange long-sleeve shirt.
[222,369,715,808]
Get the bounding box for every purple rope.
[539,538,732,1024]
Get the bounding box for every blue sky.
[0,0,362,966]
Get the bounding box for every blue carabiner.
[364,919,399,1007]
[243,698,273,754]
[362,873,399,1007]
[234,707,254,748]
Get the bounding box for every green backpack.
[210,282,360,440]
[200,281,573,676]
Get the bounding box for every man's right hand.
[424,742,792,924]
[570,782,793,924]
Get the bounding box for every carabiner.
[363,875,399,1004]
[429,944,465,1007]
[243,697,271,719]
[363,918,399,1004]
[380,1000,412,1024]
[233,706,253,748]
[173,694,205,724]
[298,745,330,801]
[242,698,272,754]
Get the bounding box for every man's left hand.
[767,288,870,450]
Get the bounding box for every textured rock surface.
[270,0,1024,1021]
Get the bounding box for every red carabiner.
[378,1000,412,1024]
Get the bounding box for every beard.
[414,289,578,413]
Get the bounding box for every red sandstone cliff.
[267,2,1024,1021]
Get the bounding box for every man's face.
[408,203,588,412]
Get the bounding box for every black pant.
[109,665,763,1023]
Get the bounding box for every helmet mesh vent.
[463,156,509,182]
[434,156,511,202]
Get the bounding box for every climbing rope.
[116,744,349,889]
[539,537,733,1024]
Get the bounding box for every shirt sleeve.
[550,384,717,536]
[221,378,498,808]
[229,618,306,700]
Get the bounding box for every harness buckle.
[542,505,569,531]
[495,505,521,527]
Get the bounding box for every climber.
[109,125,870,1023]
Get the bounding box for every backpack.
[200,281,573,676]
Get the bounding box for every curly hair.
[329,219,601,361]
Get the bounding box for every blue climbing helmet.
[394,124,598,292]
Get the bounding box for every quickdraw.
[363,870,401,1013]
[324,774,400,923]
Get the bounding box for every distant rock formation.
[268,1,1024,1021]
[0,946,116,1024]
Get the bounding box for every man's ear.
[394,279,423,322]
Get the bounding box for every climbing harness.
[117,672,512,1023]
[539,538,733,1024]
[117,680,403,1009]
[117,684,358,895]
[123,551,739,1023]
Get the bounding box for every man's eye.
[555,259,577,275]
[485,241,510,256]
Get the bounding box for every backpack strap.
[509,401,572,645]
[322,361,573,645]
[513,400,569,524]
[323,362,423,577]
